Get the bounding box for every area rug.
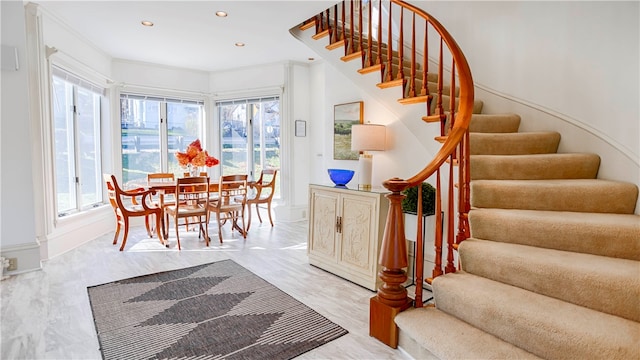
[87,259,348,359]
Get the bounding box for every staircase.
[396,114,640,359]
[293,1,640,358]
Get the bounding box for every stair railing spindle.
[445,156,456,274]
[341,1,346,42]
[437,38,445,135]
[432,170,444,279]
[407,12,416,98]
[358,0,363,54]
[331,4,338,44]
[396,6,404,81]
[421,22,429,97]
[347,0,355,55]
[414,181,425,306]
[377,0,384,81]
[365,0,373,67]
[385,3,394,82]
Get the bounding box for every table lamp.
[351,124,386,190]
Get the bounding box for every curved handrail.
[375,0,474,312]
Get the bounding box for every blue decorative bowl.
[327,169,355,186]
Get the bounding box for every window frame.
[119,92,207,186]
[50,65,105,218]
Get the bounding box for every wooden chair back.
[147,172,175,185]
[103,174,163,251]
[165,176,210,250]
[247,169,278,229]
[208,174,248,242]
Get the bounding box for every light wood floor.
[1,212,411,359]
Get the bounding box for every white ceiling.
[35,0,336,72]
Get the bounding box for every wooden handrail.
[301,0,474,348]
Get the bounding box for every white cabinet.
[308,184,389,291]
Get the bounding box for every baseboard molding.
[273,204,307,222]
[1,241,42,275]
[43,206,113,260]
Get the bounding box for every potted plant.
[401,182,436,216]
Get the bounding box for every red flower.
[175,139,219,167]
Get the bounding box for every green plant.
[401,182,436,215]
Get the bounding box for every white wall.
[1,0,40,272]
[416,0,639,169]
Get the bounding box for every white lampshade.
[351,124,386,151]
[351,124,386,190]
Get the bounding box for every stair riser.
[459,239,640,322]
[469,113,521,133]
[470,154,600,180]
[432,272,640,360]
[469,209,640,261]
[471,180,638,213]
[470,132,560,155]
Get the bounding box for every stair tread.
[396,307,542,360]
[470,153,601,180]
[432,272,640,359]
[470,131,561,155]
[469,113,521,133]
[471,179,639,214]
[459,238,640,322]
[468,208,640,260]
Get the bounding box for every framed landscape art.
[333,101,363,160]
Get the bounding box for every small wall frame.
[295,120,306,137]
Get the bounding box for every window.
[51,66,104,217]
[217,96,280,197]
[120,94,205,187]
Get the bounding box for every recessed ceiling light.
[141,20,154,27]
[235,42,245,47]
[215,11,227,17]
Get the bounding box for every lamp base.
[357,153,373,189]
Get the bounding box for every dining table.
[143,177,248,242]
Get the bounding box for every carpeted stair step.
[459,239,640,322]
[469,113,521,133]
[470,153,601,180]
[470,179,638,213]
[468,208,640,260]
[431,271,640,359]
[396,307,542,360]
[470,131,560,155]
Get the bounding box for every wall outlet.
[7,258,17,271]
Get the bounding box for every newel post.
[370,178,412,348]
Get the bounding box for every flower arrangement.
[175,139,219,168]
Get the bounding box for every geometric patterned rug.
[87,259,348,359]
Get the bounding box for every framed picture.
[295,120,306,137]
[333,101,363,160]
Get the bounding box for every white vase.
[189,165,199,177]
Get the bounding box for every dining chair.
[246,169,278,231]
[208,174,248,242]
[146,172,176,231]
[103,174,163,251]
[164,176,210,250]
